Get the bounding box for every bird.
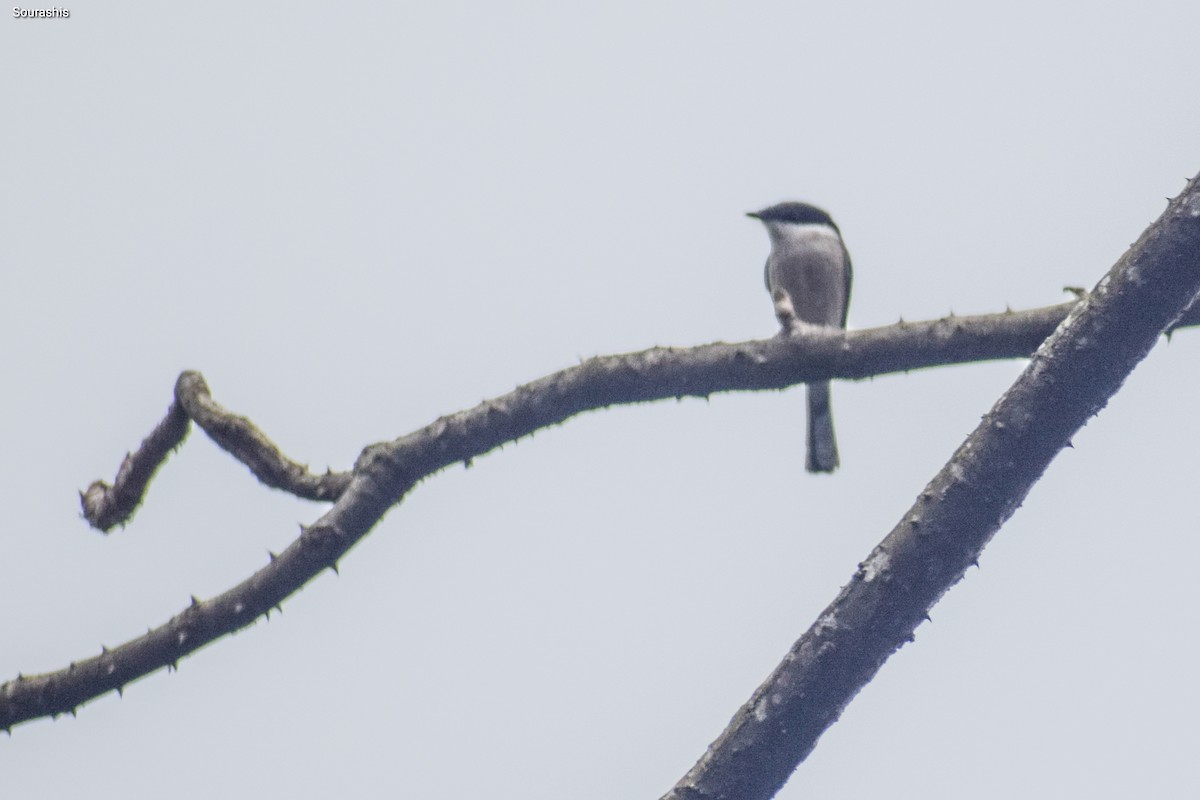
[746,201,852,473]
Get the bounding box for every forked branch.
[6,180,1200,800]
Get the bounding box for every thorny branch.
[11,303,1073,731]
[5,179,1200,800]
[663,176,1200,799]
[84,300,1080,535]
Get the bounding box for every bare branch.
[81,372,353,531]
[79,400,190,531]
[79,300,1077,533]
[173,371,351,504]
[659,179,1200,800]
[24,301,1073,729]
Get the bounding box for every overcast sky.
[4,3,1199,798]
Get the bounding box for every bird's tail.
[806,381,839,473]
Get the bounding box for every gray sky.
[4,3,1198,798]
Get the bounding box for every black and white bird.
[747,201,852,473]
